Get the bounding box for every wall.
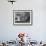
[0,0,46,42]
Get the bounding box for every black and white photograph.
[13,10,32,25]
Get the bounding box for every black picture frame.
[13,10,33,26]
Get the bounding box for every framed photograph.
[13,10,32,25]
